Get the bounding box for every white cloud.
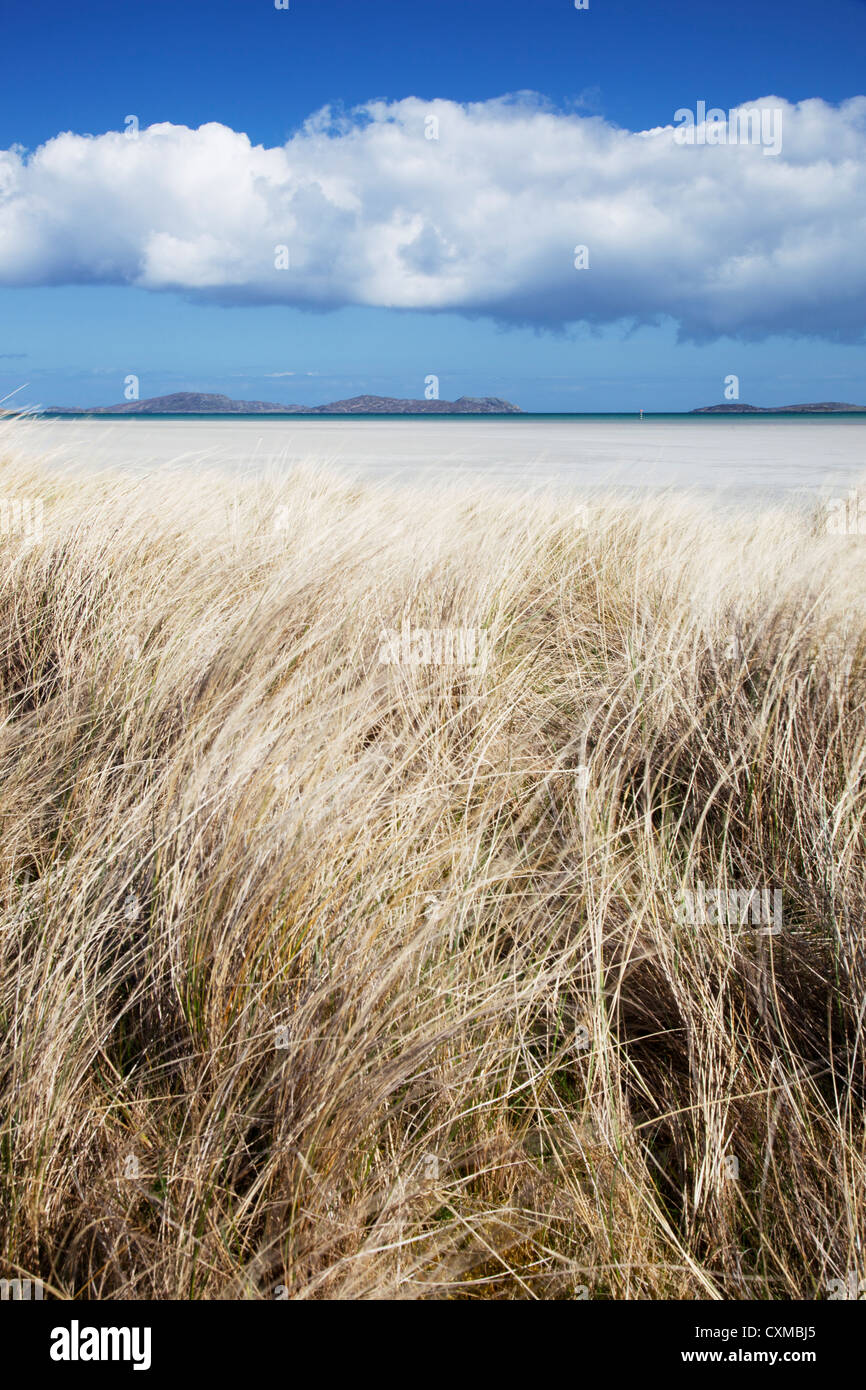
[1,94,865,340]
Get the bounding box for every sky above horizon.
[1,0,865,412]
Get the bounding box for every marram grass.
[1,439,865,1300]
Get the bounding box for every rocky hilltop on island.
[44,392,523,416]
[692,401,866,413]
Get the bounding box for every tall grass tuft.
[1,439,865,1299]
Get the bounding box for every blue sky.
[1,0,865,411]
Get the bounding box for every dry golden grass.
[1,432,865,1300]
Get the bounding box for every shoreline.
[5,413,865,501]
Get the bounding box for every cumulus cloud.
[1,94,865,340]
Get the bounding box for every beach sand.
[6,413,866,500]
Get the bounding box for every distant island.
[29,393,865,417]
[42,392,523,416]
[692,401,866,413]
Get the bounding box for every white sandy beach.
[5,414,866,501]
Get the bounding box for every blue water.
[35,410,866,421]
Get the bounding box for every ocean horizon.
[32,409,866,420]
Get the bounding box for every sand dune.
[1,434,865,1298]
